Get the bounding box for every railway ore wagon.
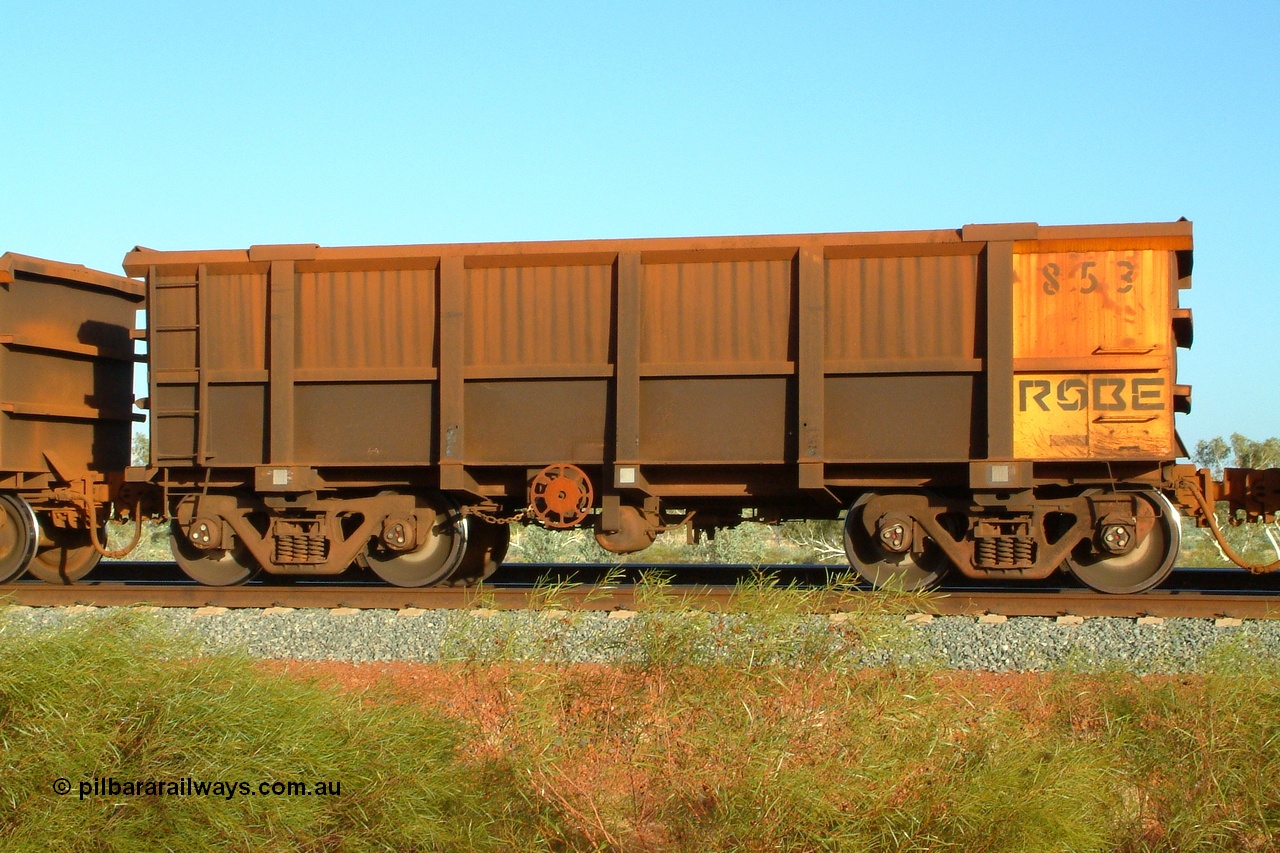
[0,253,144,583]
[124,221,1196,592]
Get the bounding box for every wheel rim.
[443,518,510,587]
[0,494,38,583]
[1065,490,1179,594]
[27,521,104,584]
[366,496,466,587]
[843,493,952,592]
[170,521,260,586]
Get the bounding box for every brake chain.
[463,505,533,526]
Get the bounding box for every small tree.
[1192,435,1230,477]
[131,431,150,467]
[1228,433,1280,470]
[1193,433,1280,477]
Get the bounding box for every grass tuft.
[616,569,934,672]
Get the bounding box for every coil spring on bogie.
[274,535,329,564]
[975,536,1035,569]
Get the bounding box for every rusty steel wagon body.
[0,253,144,583]
[116,220,1234,593]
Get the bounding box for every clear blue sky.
[3,1,1276,453]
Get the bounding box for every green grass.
[616,568,932,671]
[438,568,932,668]
[106,520,170,562]
[506,519,848,565]
[0,613,548,852]
[4,611,1280,850]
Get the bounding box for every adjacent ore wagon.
[122,220,1222,592]
[0,254,144,583]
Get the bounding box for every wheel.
[442,518,510,586]
[27,519,105,584]
[1065,490,1179,594]
[366,496,467,587]
[0,494,38,583]
[843,493,952,592]
[170,521,260,586]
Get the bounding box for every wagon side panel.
[461,257,614,466]
[637,250,797,464]
[294,264,439,466]
[821,248,983,464]
[0,254,142,489]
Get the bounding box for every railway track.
[2,563,1280,619]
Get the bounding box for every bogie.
[844,488,1182,594]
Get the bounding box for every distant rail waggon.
[2,222,1276,592]
[0,254,143,584]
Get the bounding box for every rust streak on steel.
[3,583,1280,619]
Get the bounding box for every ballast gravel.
[4,604,1280,674]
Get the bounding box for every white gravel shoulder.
[3,605,1279,674]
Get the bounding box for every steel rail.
[2,580,1280,619]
